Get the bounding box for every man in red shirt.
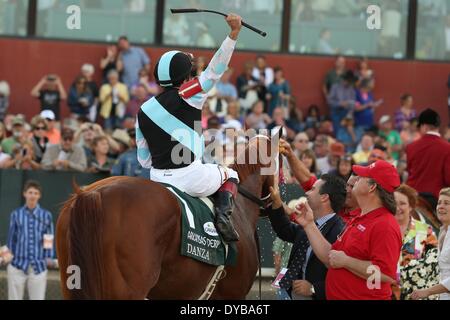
[294,160,402,300]
[406,108,450,206]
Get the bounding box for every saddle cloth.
[162,184,237,267]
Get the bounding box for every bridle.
[238,185,272,217]
[236,134,276,218]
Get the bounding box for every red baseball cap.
[352,160,400,193]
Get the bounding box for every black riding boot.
[214,178,239,243]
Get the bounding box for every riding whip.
[170,8,267,37]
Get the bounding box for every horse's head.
[230,128,283,216]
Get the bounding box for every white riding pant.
[150,160,239,197]
[7,264,47,300]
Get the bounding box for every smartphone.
[47,75,57,81]
[21,148,27,157]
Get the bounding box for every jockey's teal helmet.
[154,51,193,88]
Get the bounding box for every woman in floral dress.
[393,184,439,300]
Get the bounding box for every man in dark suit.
[406,108,450,208]
[269,174,347,300]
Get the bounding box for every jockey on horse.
[135,14,243,242]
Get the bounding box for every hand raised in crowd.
[329,250,349,269]
[269,186,283,209]
[292,280,313,297]
[293,200,314,228]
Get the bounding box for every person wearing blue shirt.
[267,67,291,116]
[111,128,150,178]
[6,180,55,300]
[118,36,151,89]
[354,78,381,131]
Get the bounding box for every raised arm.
[279,139,313,184]
[184,14,242,110]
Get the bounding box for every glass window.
[0,0,28,36]
[36,0,157,43]
[163,0,283,51]
[416,0,450,60]
[289,0,409,59]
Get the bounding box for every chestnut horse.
[56,136,276,299]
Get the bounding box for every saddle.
[162,184,237,267]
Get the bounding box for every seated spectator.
[329,154,355,182]
[131,68,159,98]
[299,149,317,177]
[214,68,238,117]
[313,134,331,161]
[337,115,363,153]
[412,188,450,301]
[74,122,96,159]
[267,67,291,117]
[368,146,388,164]
[378,115,402,161]
[1,116,27,155]
[322,55,347,97]
[30,116,49,163]
[267,107,296,141]
[110,129,131,158]
[67,76,94,119]
[87,136,114,174]
[112,128,147,177]
[224,100,244,127]
[40,110,60,145]
[292,133,311,157]
[327,70,357,133]
[126,84,149,118]
[30,74,67,121]
[5,141,41,170]
[99,69,129,131]
[41,128,87,172]
[287,98,305,133]
[353,134,374,164]
[0,80,10,122]
[100,45,123,84]
[236,61,263,114]
[245,100,271,131]
[81,63,99,122]
[354,78,382,130]
[394,94,417,132]
[400,118,421,146]
[305,105,322,130]
[393,184,439,300]
[316,142,345,175]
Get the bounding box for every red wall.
[0,37,449,124]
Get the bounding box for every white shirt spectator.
[439,228,450,300]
